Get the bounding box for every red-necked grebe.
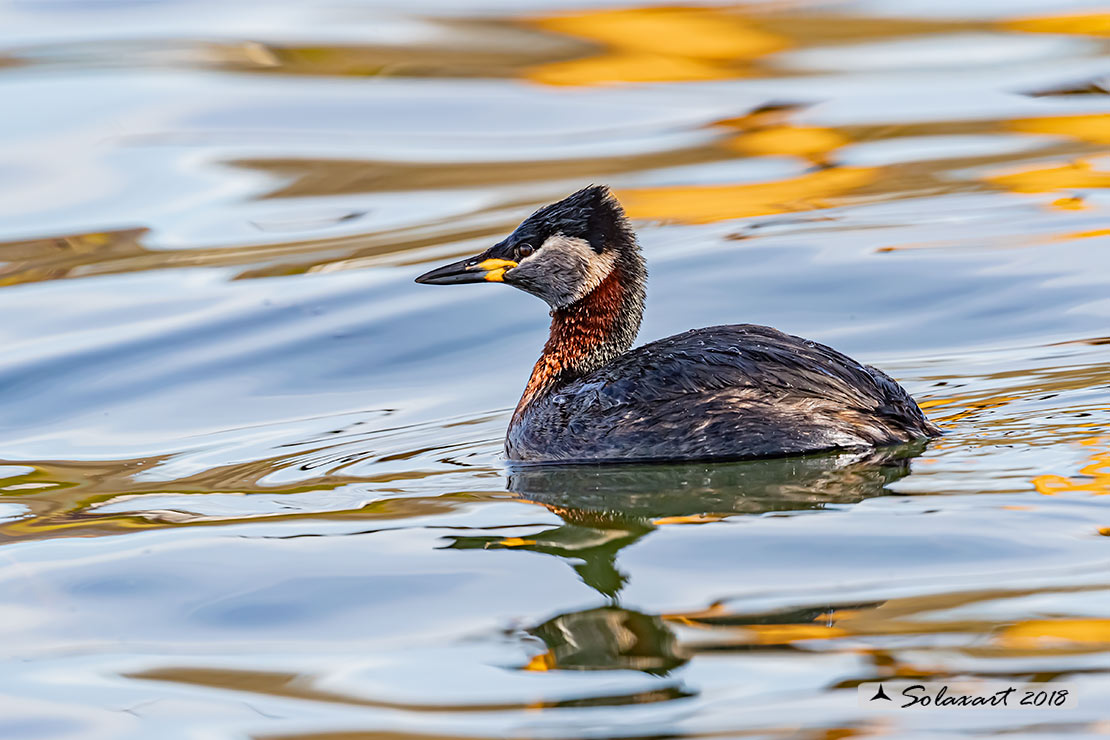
[416,185,940,463]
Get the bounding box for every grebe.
[416,185,939,463]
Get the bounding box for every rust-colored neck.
[513,265,643,420]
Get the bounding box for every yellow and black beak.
[414,256,518,285]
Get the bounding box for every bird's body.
[416,185,939,464]
[508,324,935,463]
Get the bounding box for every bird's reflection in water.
[526,606,686,676]
[445,444,924,674]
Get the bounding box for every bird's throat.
[513,264,644,419]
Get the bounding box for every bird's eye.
[516,243,534,259]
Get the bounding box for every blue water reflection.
[3,1,1110,738]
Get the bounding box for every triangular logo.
[870,684,892,701]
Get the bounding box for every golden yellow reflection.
[524,7,787,85]
[1051,195,1089,210]
[662,585,1110,663]
[1006,12,1110,38]
[132,665,681,712]
[528,52,734,85]
[651,513,731,525]
[1008,114,1110,146]
[987,158,1110,196]
[494,536,537,547]
[614,167,877,224]
[742,624,849,644]
[1051,227,1110,242]
[0,446,503,542]
[522,651,555,672]
[917,394,1019,429]
[725,126,849,166]
[998,619,1110,650]
[1032,436,1110,496]
[663,603,855,648]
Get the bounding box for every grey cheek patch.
[528,234,618,308]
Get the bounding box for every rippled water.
[3,1,1110,737]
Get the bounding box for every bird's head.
[415,185,639,309]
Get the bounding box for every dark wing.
[509,324,938,463]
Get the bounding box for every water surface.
[3,1,1110,737]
